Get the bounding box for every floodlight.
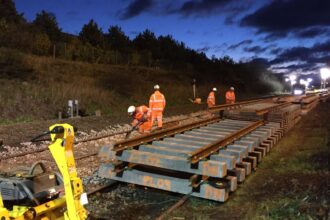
[320,68,330,80]
[289,75,296,81]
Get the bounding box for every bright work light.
[320,68,330,80]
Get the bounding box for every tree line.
[0,0,210,67]
[0,0,282,92]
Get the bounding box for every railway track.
[99,116,281,201]
[1,93,321,160]
[0,93,327,218]
[97,93,326,206]
[0,112,210,161]
[0,94,294,161]
[83,97,294,217]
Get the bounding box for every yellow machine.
[0,124,88,220]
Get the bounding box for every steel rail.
[1,115,207,161]
[208,98,273,112]
[255,102,292,115]
[189,120,264,164]
[113,116,221,153]
[86,180,117,196]
[299,94,319,104]
[156,177,209,220]
[156,192,191,220]
[208,94,296,112]
[28,115,195,144]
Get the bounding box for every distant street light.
[287,74,297,87]
[320,68,330,89]
[289,75,297,81]
[285,78,289,82]
[299,79,311,88]
[320,68,330,80]
[290,80,296,85]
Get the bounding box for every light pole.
[289,75,296,82]
[320,68,330,89]
[289,75,297,86]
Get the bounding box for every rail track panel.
[98,118,283,202]
[299,95,320,115]
[224,102,302,132]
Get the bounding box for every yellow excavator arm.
[48,124,88,220]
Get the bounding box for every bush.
[33,33,51,55]
[0,48,34,79]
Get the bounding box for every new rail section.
[98,94,324,202]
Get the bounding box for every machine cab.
[292,83,306,95]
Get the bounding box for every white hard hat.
[230,87,234,90]
[212,87,217,91]
[127,106,135,114]
[154,84,160,90]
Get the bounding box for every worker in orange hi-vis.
[127,105,152,133]
[225,86,236,104]
[207,87,217,108]
[149,84,166,129]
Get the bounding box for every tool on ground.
[125,120,144,139]
[0,124,88,220]
[189,79,202,104]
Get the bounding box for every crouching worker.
[127,105,152,134]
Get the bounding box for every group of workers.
[127,85,236,134]
[207,86,236,108]
[127,84,166,134]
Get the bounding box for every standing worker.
[225,87,236,104]
[149,84,166,130]
[207,88,217,108]
[127,105,152,133]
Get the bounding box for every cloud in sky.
[119,0,154,20]
[118,0,254,22]
[197,43,228,54]
[227,39,253,50]
[243,45,268,54]
[270,40,330,65]
[171,0,231,16]
[196,46,212,53]
[293,27,330,39]
[240,0,330,39]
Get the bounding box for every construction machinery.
[0,124,88,220]
[292,83,306,95]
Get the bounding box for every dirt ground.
[85,101,329,220]
[0,104,205,147]
[0,107,211,187]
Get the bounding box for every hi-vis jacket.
[207,91,215,106]
[225,91,236,103]
[149,91,166,112]
[134,105,150,121]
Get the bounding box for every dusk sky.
[14,0,330,76]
